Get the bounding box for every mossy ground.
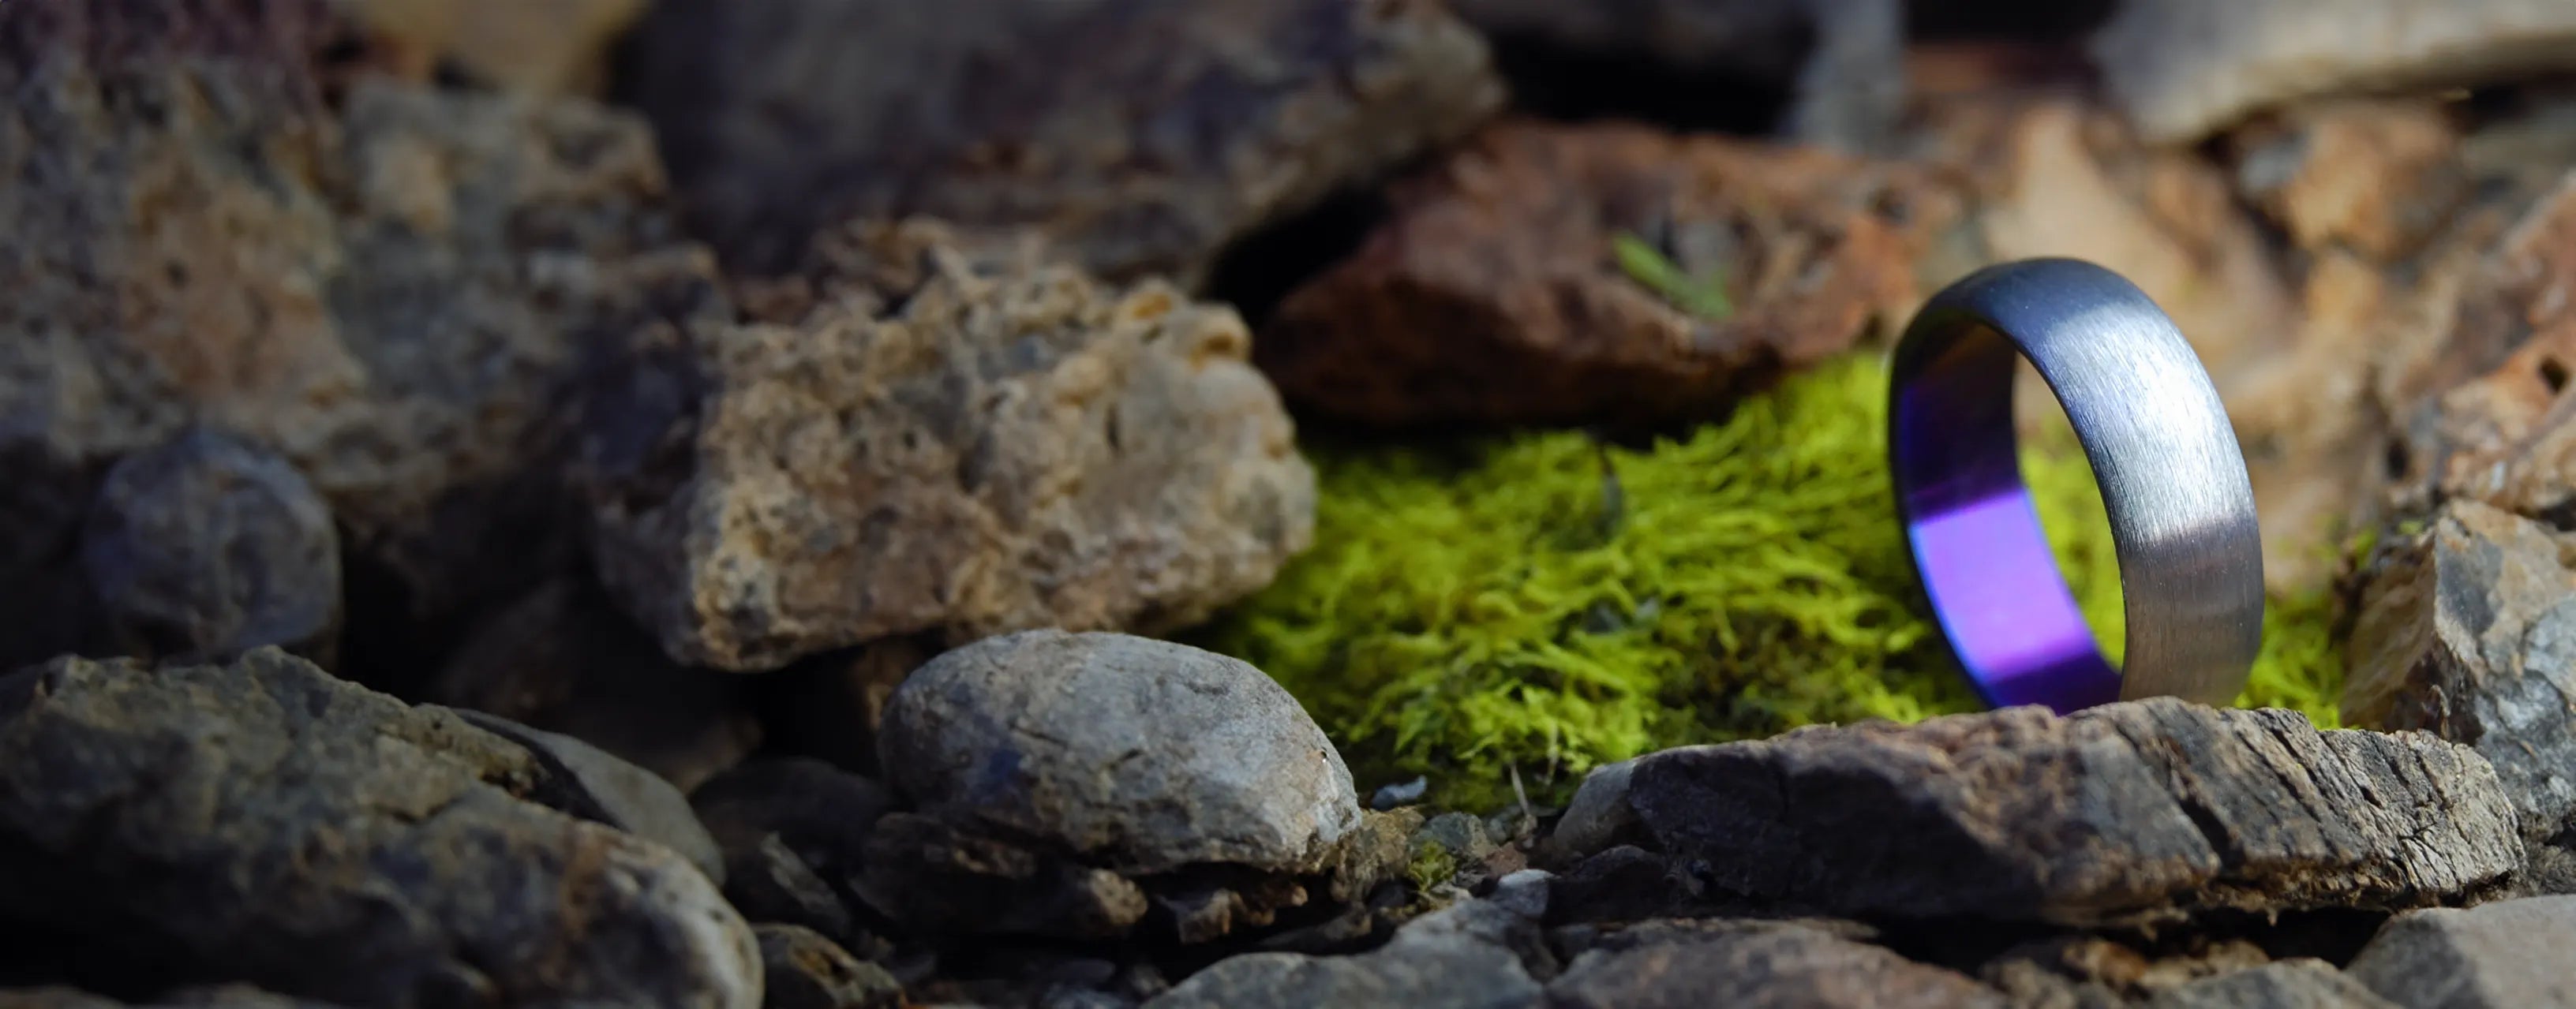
[1194,353,2346,811]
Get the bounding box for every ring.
[1888,257,2263,713]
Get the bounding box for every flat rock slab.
[2092,0,2576,144]
[580,226,1314,671]
[1627,698,2522,926]
[621,0,1503,281]
[1259,119,1952,428]
[1546,919,2005,1009]
[2346,895,2576,1008]
[0,649,759,1008]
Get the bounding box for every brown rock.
[620,0,1504,281]
[330,0,647,95]
[578,231,1313,671]
[1545,920,2006,1009]
[2091,0,2576,144]
[2229,99,2469,263]
[1260,119,1953,428]
[429,579,761,791]
[0,649,759,1008]
[2344,500,2576,890]
[0,3,728,671]
[1625,698,2522,926]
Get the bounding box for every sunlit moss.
[1196,353,2343,809]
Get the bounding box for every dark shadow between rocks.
[1483,32,1795,136]
[1203,188,1390,331]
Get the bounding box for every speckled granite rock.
[1623,698,2521,925]
[0,648,759,1007]
[2092,0,2576,144]
[620,0,1504,282]
[578,233,1312,671]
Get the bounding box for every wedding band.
[1888,258,2262,712]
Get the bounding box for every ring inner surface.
[1893,322,2121,712]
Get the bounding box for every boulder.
[1624,698,2521,926]
[2091,0,2576,144]
[1144,900,1546,1009]
[619,0,1504,282]
[0,648,759,1007]
[2346,501,2576,890]
[1544,919,2005,1009]
[1258,119,1952,428]
[579,234,1313,671]
[2346,896,2576,1008]
[752,925,904,1009]
[77,428,339,666]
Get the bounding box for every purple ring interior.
[1892,324,2121,713]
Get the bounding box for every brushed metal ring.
[1889,257,2262,712]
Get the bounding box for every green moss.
[1405,840,1458,894]
[1196,353,2346,809]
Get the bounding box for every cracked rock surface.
[1623,698,2521,925]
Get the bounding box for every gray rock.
[1627,698,2522,925]
[719,833,856,941]
[430,579,762,793]
[0,648,760,1008]
[2346,500,2576,890]
[2147,960,2397,1009]
[1545,920,2005,1009]
[1489,869,1552,921]
[2346,896,2576,1008]
[691,758,897,880]
[620,0,1503,282]
[77,428,339,667]
[754,925,903,1009]
[1146,901,1546,1009]
[1372,776,1428,811]
[879,630,1359,877]
[1420,812,1495,864]
[0,986,343,1008]
[855,813,1151,941]
[2092,0,2576,144]
[446,707,725,885]
[1550,760,1638,856]
[579,225,1314,672]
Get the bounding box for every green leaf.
[1611,231,1735,320]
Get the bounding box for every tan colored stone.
[1260,118,1955,427]
[2230,99,2469,263]
[331,0,647,96]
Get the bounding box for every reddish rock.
[1259,119,1953,428]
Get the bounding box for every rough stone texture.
[620,0,1504,282]
[854,812,1153,942]
[331,0,647,95]
[2345,500,2576,891]
[579,231,1314,671]
[1551,760,1641,857]
[716,833,855,943]
[1627,698,2522,926]
[1449,0,1902,151]
[2147,960,2398,1009]
[880,630,1358,877]
[1259,119,1954,428]
[0,648,759,1008]
[0,2,729,671]
[1144,900,1545,1009]
[77,428,339,666]
[752,925,903,1009]
[2346,896,2576,1008]
[0,987,343,1009]
[446,708,724,885]
[429,579,761,791]
[1544,920,2006,1009]
[2228,99,2469,264]
[691,758,893,941]
[1975,933,2286,1007]
[2091,0,2576,144]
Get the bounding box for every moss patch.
[1196,353,2344,809]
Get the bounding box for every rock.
[1550,760,1640,857]
[77,428,339,667]
[1419,813,1496,865]
[331,0,647,95]
[578,230,1314,672]
[691,757,897,932]
[2345,499,2576,888]
[1547,846,1720,925]
[854,812,1152,941]
[0,648,759,1008]
[752,637,939,777]
[880,631,1357,877]
[2346,896,2576,1008]
[2091,0,2576,144]
[2147,959,2398,1009]
[1371,777,1429,811]
[2226,99,2468,264]
[620,0,1503,282]
[754,925,904,1009]
[445,708,725,885]
[0,986,341,1009]
[0,3,729,671]
[1449,0,1902,151]
[1488,869,1551,921]
[1258,119,1953,428]
[430,579,761,791]
[1544,920,2005,1009]
[1145,900,1545,1009]
[717,833,856,942]
[1626,698,2522,926]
